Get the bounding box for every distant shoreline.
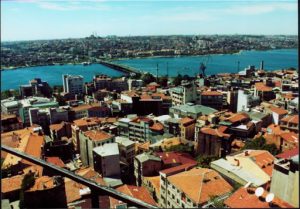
[1,48,296,71]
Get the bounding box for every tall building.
[170,81,199,106]
[93,143,120,177]
[62,74,84,95]
[270,156,299,207]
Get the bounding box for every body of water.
[1,64,125,91]
[115,48,298,77]
[1,49,298,91]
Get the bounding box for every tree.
[164,144,193,154]
[55,94,66,106]
[243,136,279,155]
[196,155,219,168]
[141,73,156,84]
[19,172,35,208]
[158,76,168,87]
[1,89,20,100]
[173,74,183,86]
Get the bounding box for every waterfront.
[1,49,298,91]
[115,49,298,76]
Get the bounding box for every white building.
[170,81,200,106]
[62,74,84,95]
[237,90,260,112]
[93,143,120,177]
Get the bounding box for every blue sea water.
[115,48,298,77]
[1,49,298,91]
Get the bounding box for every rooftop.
[83,130,113,142]
[93,143,119,156]
[224,187,294,208]
[171,104,217,115]
[168,167,233,205]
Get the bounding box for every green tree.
[196,155,219,168]
[164,144,193,154]
[173,74,183,86]
[1,89,20,100]
[141,73,156,84]
[209,195,225,208]
[55,94,66,106]
[243,136,279,155]
[158,76,168,87]
[19,172,36,208]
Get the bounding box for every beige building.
[170,81,199,106]
[270,156,299,208]
[210,150,275,187]
[159,167,232,208]
[179,117,196,141]
[79,129,115,167]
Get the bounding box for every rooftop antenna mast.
[200,55,210,78]
[156,63,159,83]
[166,62,169,78]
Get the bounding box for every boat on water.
[82,62,91,66]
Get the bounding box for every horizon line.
[2,33,298,43]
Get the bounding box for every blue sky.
[1,0,298,41]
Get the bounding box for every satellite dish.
[266,193,275,203]
[255,187,264,197]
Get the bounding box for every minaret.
[260,61,264,70]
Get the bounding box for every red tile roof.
[269,106,288,115]
[83,130,113,142]
[45,157,65,168]
[1,175,23,193]
[180,117,196,126]
[276,147,299,159]
[155,152,197,166]
[150,122,164,132]
[281,115,299,124]
[168,168,233,205]
[255,82,272,92]
[280,132,299,144]
[200,127,231,138]
[227,113,249,123]
[110,184,157,207]
[201,91,223,96]
[224,187,294,208]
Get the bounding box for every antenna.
[266,193,274,203]
[166,62,169,78]
[156,63,159,83]
[255,187,264,197]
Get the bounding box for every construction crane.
[199,55,210,77]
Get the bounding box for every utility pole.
[166,62,169,79]
[156,63,159,83]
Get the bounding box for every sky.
[1,0,298,41]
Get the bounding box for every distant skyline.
[1,0,298,41]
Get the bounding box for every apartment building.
[62,74,84,95]
[79,130,115,167]
[170,81,199,106]
[93,143,120,177]
[200,91,223,110]
[270,156,299,207]
[159,167,233,208]
[280,115,299,133]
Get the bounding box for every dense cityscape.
[1,0,299,208]
[1,35,298,69]
[1,53,299,208]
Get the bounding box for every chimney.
[234,158,240,166]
